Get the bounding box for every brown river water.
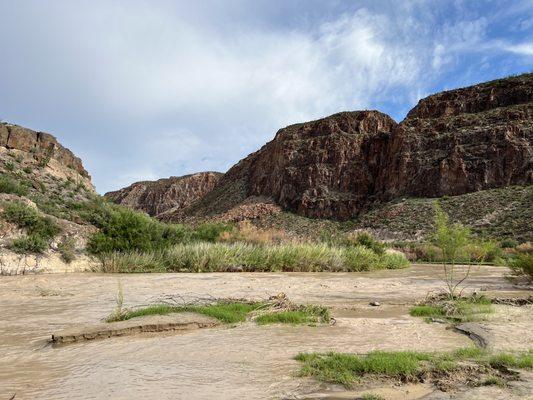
[0,265,530,400]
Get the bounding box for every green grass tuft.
[255,305,330,326]
[410,296,494,323]
[361,395,385,400]
[483,376,506,387]
[107,302,263,324]
[409,305,445,318]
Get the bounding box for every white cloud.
[504,43,533,56]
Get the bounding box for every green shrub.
[191,222,233,242]
[3,201,61,253]
[87,202,191,254]
[508,253,533,282]
[0,175,29,196]
[58,237,76,263]
[3,202,60,238]
[4,161,15,171]
[10,235,48,253]
[500,238,518,249]
[352,232,385,255]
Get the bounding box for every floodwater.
[0,265,528,400]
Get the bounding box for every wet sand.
[0,264,530,399]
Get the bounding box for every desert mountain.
[105,172,222,218]
[109,74,532,226]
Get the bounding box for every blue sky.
[0,0,531,193]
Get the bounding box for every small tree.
[433,203,472,299]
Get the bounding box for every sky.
[0,0,532,194]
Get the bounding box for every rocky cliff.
[381,74,532,201]
[112,73,533,223]
[105,172,222,217]
[0,123,91,179]
[0,123,97,274]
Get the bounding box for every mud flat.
[51,313,219,344]
[0,264,531,399]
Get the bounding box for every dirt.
[51,313,219,344]
[0,264,531,399]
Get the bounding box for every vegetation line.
[296,348,533,388]
[107,300,330,326]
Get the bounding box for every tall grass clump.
[507,252,533,283]
[3,201,60,253]
[219,220,288,245]
[98,242,409,273]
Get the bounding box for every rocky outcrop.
[0,122,91,179]
[382,74,533,201]
[105,172,222,217]
[246,110,397,219]
[177,73,532,221]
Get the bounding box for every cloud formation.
[0,0,531,192]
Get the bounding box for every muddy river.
[0,265,531,399]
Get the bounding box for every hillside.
[0,123,98,273]
[105,172,222,218]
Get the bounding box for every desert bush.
[516,242,533,253]
[508,253,533,283]
[461,240,502,263]
[3,201,60,253]
[219,220,289,245]
[58,237,76,263]
[3,201,60,238]
[500,238,518,249]
[350,232,385,255]
[4,161,15,171]
[86,202,191,254]
[413,243,444,262]
[191,222,233,242]
[10,235,48,253]
[433,203,472,298]
[0,174,29,196]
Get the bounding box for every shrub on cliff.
[3,201,60,253]
[0,174,29,196]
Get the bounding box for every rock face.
[178,74,532,221]
[105,172,222,217]
[382,74,533,201]
[246,110,396,219]
[0,122,91,179]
